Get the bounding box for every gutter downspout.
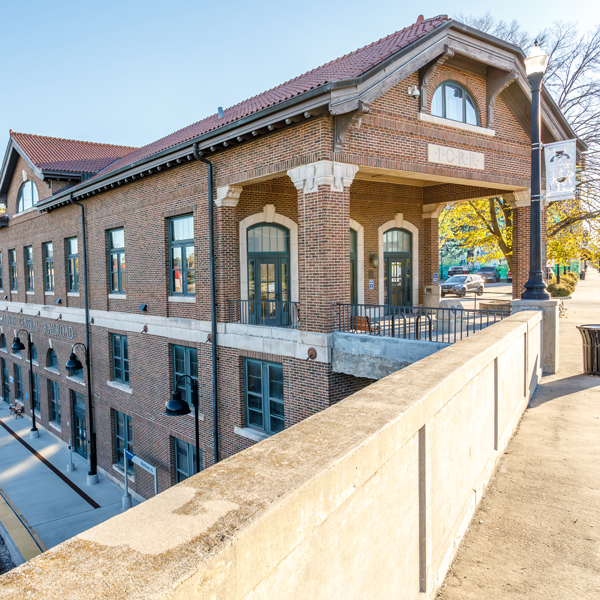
[193,143,219,465]
[70,193,98,484]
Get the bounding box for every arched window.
[30,343,38,364]
[0,335,5,351]
[16,181,39,213]
[247,224,290,327]
[431,81,479,126]
[48,348,59,371]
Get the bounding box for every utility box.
[423,285,441,308]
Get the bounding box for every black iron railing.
[336,303,511,344]
[228,300,301,329]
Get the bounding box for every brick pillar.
[288,161,358,333]
[213,185,243,322]
[512,205,531,299]
[422,205,441,286]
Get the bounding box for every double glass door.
[248,258,290,327]
[72,393,87,458]
[1,359,8,403]
[385,255,412,307]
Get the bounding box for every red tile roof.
[91,14,449,181]
[11,132,137,175]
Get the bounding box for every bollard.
[67,439,76,472]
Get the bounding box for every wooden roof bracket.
[333,100,371,153]
[486,67,518,128]
[418,44,454,113]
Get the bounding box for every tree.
[444,14,600,268]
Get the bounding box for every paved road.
[440,281,513,307]
[0,410,135,566]
[439,272,600,599]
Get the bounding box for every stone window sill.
[45,291,55,296]
[44,367,60,375]
[234,426,270,443]
[168,295,196,303]
[66,375,85,386]
[67,292,80,297]
[112,464,135,482]
[107,380,132,394]
[48,421,61,432]
[108,293,126,300]
[418,112,495,136]
[26,291,34,295]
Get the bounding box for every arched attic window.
[431,81,479,126]
[16,181,39,213]
[48,348,59,372]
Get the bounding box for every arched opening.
[383,228,413,307]
[247,223,291,326]
[48,348,59,372]
[431,81,479,126]
[16,181,39,213]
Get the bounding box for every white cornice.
[215,185,243,207]
[287,161,359,194]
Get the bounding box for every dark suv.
[447,265,470,277]
[441,274,484,298]
[476,267,499,283]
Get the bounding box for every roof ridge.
[11,131,138,150]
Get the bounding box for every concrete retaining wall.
[0,311,543,600]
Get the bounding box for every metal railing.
[336,303,511,344]
[228,300,301,329]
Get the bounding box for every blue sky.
[1,0,598,154]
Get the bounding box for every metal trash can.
[580,271,586,280]
[577,325,600,375]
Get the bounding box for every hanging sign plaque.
[544,139,577,202]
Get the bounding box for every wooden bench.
[350,315,380,335]
[9,404,24,418]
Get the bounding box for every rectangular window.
[32,372,40,411]
[67,237,78,292]
[169,215,195,296]
[172,345,197,406]
[174,437,201,483]
[108,229,126,293]
[50,380,61,424]
[14,364,22,401]
[9,249,17,291]
[44,242,54,292]
[25,246,34,291]
[245,359,284,435]
[0,252,3,290]
[114,410,133,474]
[112,334,129,385]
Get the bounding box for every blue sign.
[369,279,374,290]
[433,273,439,285]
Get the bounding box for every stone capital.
[422,203,445,219]
[505,189,531,208]
[215,185,243,207]
[287,161,359,194]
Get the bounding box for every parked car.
[441,275,484,298]
[506,270,512,283]
[447,265,470,277]
[476,267,500,283]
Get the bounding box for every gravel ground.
[0,535,15,575]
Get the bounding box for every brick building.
[0,15,582,499]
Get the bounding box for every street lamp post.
[66,343,98,485]
[165,375,200,475]
[12,330,38,439]
[522,41,551,301]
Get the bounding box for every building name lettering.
[427,144,484,171]
[0,313,74,340]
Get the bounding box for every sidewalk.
[0,408,135,567]
[439,271,600,599]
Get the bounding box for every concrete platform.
[439,270,600,599]
[0,411,137,566]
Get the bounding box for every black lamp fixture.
[66,343,98,484]
[165,388,191,416]
[521,40,551,301]
[12,330,37,438]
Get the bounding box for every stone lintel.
[287,161,359,194]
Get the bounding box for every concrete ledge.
[0,312,543,600]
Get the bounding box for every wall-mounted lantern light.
[370,252,379,268]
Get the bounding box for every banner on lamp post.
[544,139,577,202]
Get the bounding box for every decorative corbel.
[333,100,370,153]
[486,67,518,129]
[418,44,454,113]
